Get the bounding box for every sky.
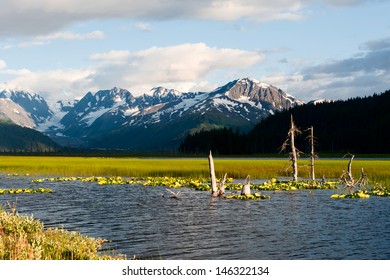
[0,0,389,104]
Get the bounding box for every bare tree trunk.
[347,154,354,182]
[356,168,369,189]
[309,126,315,181]
[342,153,355,194]
[217,173,227,196]
[290,115,298,182]
[280,115,301,182]
[208,150,218,196]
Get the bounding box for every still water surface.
[1,175,389,259]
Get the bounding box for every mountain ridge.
[180,89,390,154]
[0,78,304,151]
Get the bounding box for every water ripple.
[0,176,389,259]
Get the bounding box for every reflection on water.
[1,175,389,259]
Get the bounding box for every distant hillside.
[179,90,390,154]
[0,121,60,153]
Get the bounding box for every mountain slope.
[57,78,303,150]
[0,121,60,152]
[0,89,53,124]
[0,78,303,151]
[180,89,390,154]
[0,98,36,127]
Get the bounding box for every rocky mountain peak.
[0,88,52,124]
[213,78,303,111]
[1,78,305,150]
[0,98,35,128]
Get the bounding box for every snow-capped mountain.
[0,78,304,150]
[0,98,35,127]
[0,89,53,124]
[39,78,303,149]
[213,78,303,111]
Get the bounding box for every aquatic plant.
[0,188,52,195]
[367,185,390,197]
[330,191,370,199]
[224,192,271,200]
[227,178,338,192]
[1,156,389,187]
[32,176,140,185]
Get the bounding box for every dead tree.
[280,115,301,181]
[208,151,228,197]
[340,154,370,194]
[341,154,355,194]
[356,168,369,190]
[208,150,218,196]
[241,175,251,195]
[306,126,317,181]
[216,173,227,196]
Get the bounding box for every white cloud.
[0,60,6,69]
[89,43,263,93]
[1,43,263,100]
[2,30,105,49]
[36,30,105,41]
[320,0,382,6]
[0,1,318,37]
[0,68,96,103]
[260,36,390,102]
[135,22,153,32]
[1,1,382,37]
[3,41,50,49]
[90,50,131,63]
[0,68,32,76]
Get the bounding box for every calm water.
[1,175,389,259]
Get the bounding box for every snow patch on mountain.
[213,96,238,112]
[237,95,263,109]
[84,107,114,126]
[171,91,208,113]
[124,107,140,116]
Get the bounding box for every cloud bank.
[0,0,373,37]
[262,36,390,101]
[1,43,263,101]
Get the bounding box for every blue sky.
[0,0,389,104]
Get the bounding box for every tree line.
[179,89,390,155]
[0,122,60,153]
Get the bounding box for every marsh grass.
[0,156,389,186]
[0,207,125,260]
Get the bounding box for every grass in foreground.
[0,208,125,260]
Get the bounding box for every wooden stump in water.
[216,173,227,196]
[209,151,227,197]
[241,175,251,195]
[208,150,218,196]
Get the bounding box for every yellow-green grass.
[0,156,389,186]
[0,208,125,260]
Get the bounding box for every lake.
[1,174,389,259]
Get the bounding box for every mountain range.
[0,78,303,151]
[180,89,390,154]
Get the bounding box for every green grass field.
[0,156,389,186]
[1,156,389,260]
